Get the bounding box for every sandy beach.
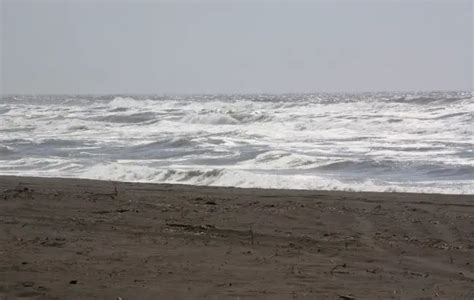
[0,175,473,299]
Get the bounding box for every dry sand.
[0,175,473,299]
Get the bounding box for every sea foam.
[0,92,472,194]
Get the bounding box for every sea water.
[0,91,472,194]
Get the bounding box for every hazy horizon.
[1,89,472,97]
[1,0,472,94]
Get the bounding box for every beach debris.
[92,209,130,214]
[40,238,65,248]
[338,294,356,300]
[69,280,77,284]
[205,200,217,205]
[21,282,34,287]
[330,263,347,274]
[166,223,215,232]
[249,225,255,245]
[366,268,377,274]
[3,186,33,200]
[426,238,459,250]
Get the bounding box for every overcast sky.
[1,0,472,94]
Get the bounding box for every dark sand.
[0,175,473,299]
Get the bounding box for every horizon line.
[1,89,472,97]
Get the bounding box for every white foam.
[180,113,240,125]
[73,163,474,194]
[1,92,472,194]
[108,97,144,108]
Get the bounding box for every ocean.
[0,91,472,194]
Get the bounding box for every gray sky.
[1,0,472,94]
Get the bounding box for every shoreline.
[0,174,471,197]
[1,175,473,299]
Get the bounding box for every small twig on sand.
[166,223,215,232]
[338,294,356,300]
[330,263,347,274]
[93,209,130,214]
[249,225,255,245]
[366,268,377,274]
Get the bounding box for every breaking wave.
[0,91,472,194]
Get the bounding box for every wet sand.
[0,175,473,299]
